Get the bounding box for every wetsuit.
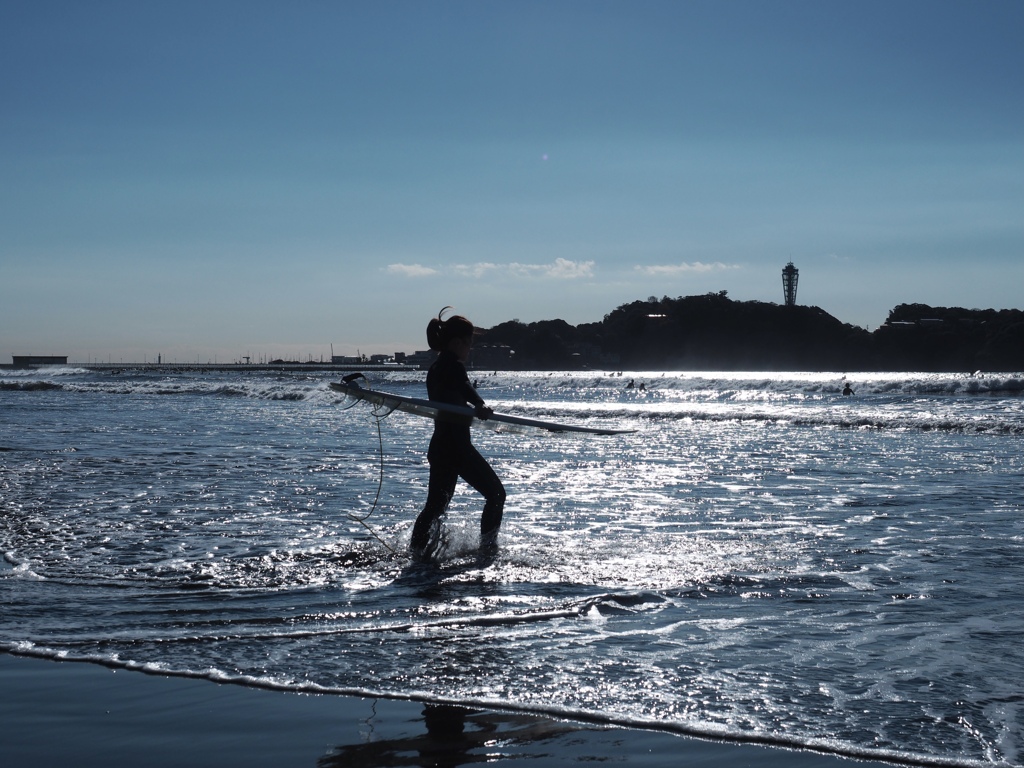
[410,350,505,551]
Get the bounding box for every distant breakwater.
[43,363,417,374]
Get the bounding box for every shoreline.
[0,652,876,767]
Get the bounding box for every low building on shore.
[11,355,69,368]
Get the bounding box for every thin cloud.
[452,259,596,279]
[635,261,739,276]
[453,262,501,279]
[546,258,595,278]
[386,263,438,277]
[387,259,595,280]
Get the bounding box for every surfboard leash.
[341,374,398,555]
[349,412,400,554]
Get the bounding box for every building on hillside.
[403,350,437,369]
[470,344,515,370]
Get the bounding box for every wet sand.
[0,653,879,767]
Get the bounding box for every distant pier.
[74,363,421,374]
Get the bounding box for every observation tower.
[782,262,799,307]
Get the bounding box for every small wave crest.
[468,370,1024,397]
[504,401,1024,435]
[0,380,63,392]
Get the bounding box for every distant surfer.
[410,308,506,558]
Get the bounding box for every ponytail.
[426,306,475,351]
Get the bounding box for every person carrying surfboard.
[410,308,506,558]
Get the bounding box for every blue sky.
[2,1,1021,364]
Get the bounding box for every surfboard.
[330,380,635,435]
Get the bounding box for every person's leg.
[459,446,505,544]
[411,444,458,552]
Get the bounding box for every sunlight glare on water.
[1,368,1022,766]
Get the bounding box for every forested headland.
[473,294,1024,372]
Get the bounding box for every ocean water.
[1,367,1022,767]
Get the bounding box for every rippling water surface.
[2,368,1022,766]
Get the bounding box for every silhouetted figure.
[842,383,854,396]
[411,308,505,559]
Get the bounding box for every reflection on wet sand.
[319,704,591,767]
